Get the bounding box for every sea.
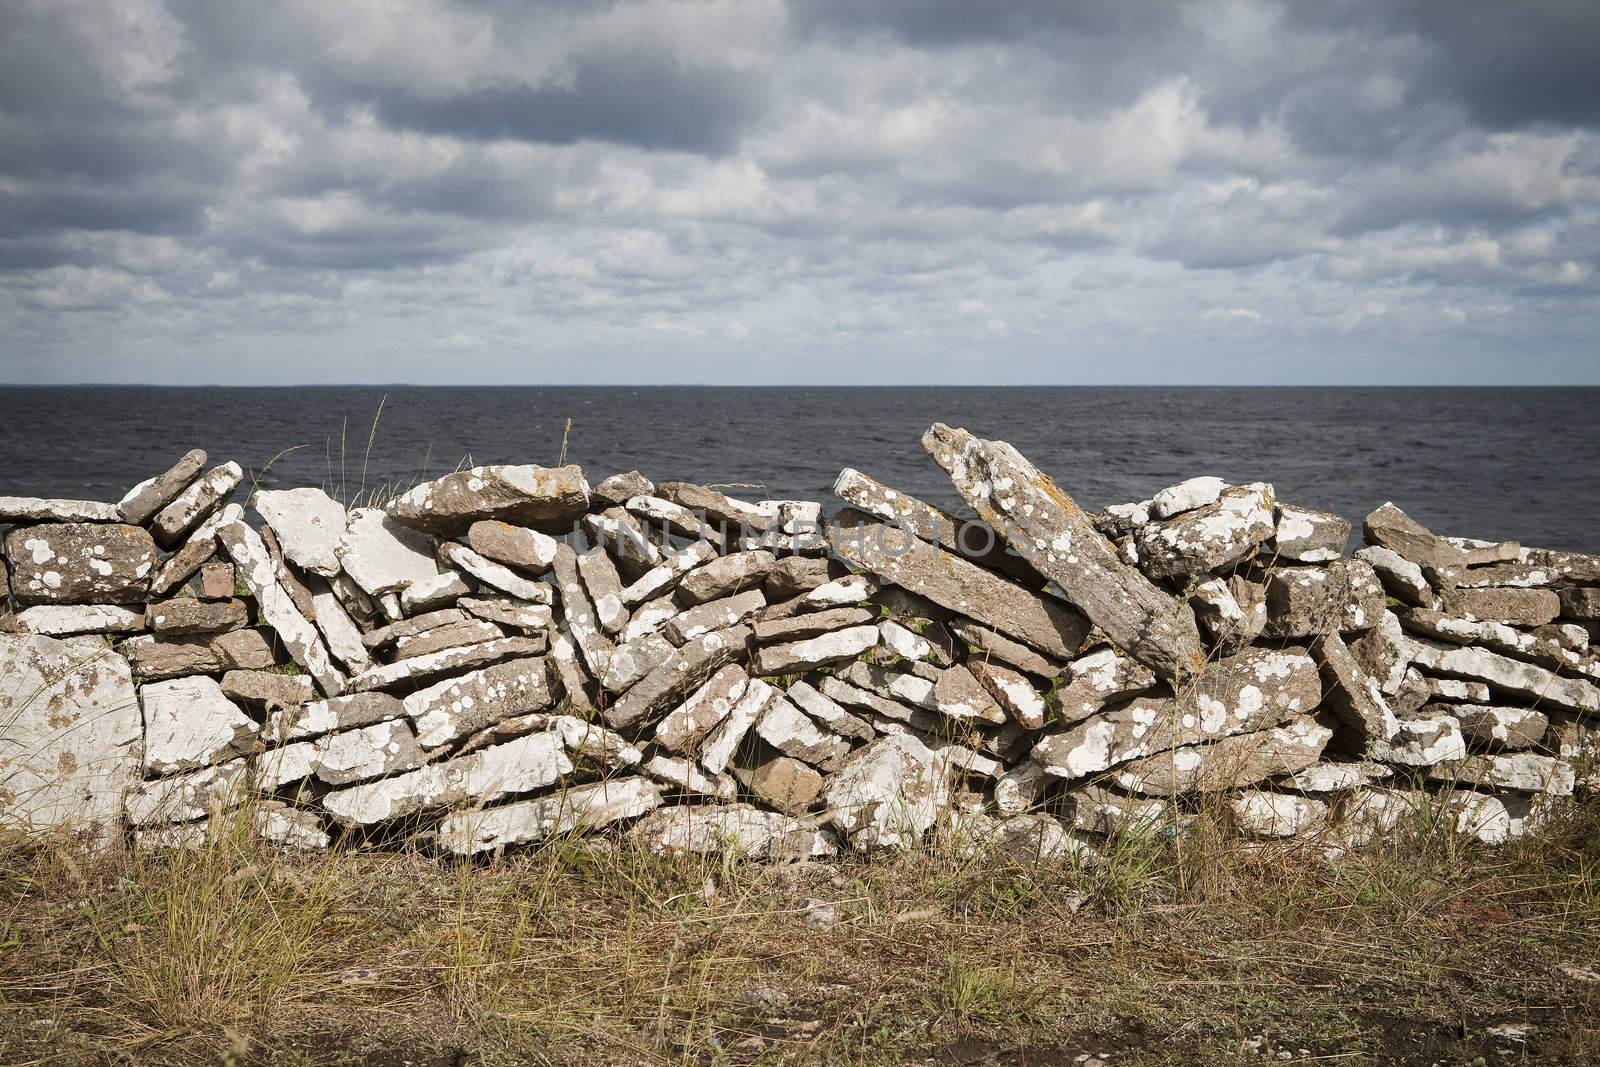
[1,386,1597,552]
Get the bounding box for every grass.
[1,794,1597,1066]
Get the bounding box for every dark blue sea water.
[1,386,1597,552]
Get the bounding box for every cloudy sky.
[2,0,1598,385]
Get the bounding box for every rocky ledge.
[2,426,1596,860]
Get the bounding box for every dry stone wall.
[3,424,1598,861]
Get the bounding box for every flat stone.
[466,520,559,573]
[1190,575,1267,653]
[620,594,679,642]
[1355,545,1437,608]
[755,694,853,769]
[310,719,427,786]
[1135,483,1277,580]
[1446,536,1523,566]
[785,680,875,741]
[764,556,835,599]
[627,803,835,860]
[1051,648,1158,725]
[822,733,953,850]
[752,606,874,643]
[1060,783,1172,834]
[1386,711,1467,766]
[1033,646,1321,782]
[266,691,405,743]
[1425,752,1575,795]
[199,562,236,600]
[1363,502,1469,573]
[251,488,346,576]
[604,625,752,731]
[307,582,373,675]
[967,659,1047,729]
[619,540,717,606]
[921,424,1200,678]
[118,449,207,525]
[831,468,1033,580]
[347,636,543,693]
[1449,704,1548,750]
[141,676,258,775]
[582,508,664,578]
[625,495,726,548]
[134,803,331,851]
[336,508,438,597]
[1231,791,1329,837]
[641,755,737,800]
[435,777,663,855]
[762,573,880,619]
[148,503,241,597]
[146,597,247,636]
[878,619,939,663]
[1271,504,1350,563]
[5,522,157,605]
[930,664,1006,722]
[439,542,550,604]
[0,496,121,523]
[1425,676,1492,703]
[1525,548,1600,584]
[1451,561,1559,589]
[125,759,247,826]
[1111,716,1332,795]
[386,464,589,536]
[591,470,656,509]
[664,590,765,644]
[219,520,346,697]
[744,756,825,815]
[221,670,315,711]
[399,655,553,749]
[323,731,572,826]
[15,604,144,636]
[0,634,142,832]
[1314,632,1400,757]
[1275,760,1393,793]
[459,597,552,631]
[1403,636,1600,715]
[398,570,472,615]
[152,462,243,548]
[118,629,276,681]
[1400,609,1585,673]
[819,676,942,734]
[393,619,505,660]
[1151,476,1227,519]
[753,624,879,675]
[657,482,776,532]
[361,609,467,651]
[599,632,675,692]
[949,619,1065,680]
[678,551,776,605]
[1438,586,1561,627]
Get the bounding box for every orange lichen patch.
[1030,473,1079,516]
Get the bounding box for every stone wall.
[2,425,1596,860]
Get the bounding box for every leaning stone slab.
[621,594,679,642]
[1355,545,1437,609]
[1051,648,1159,725]
[968,659,1048,730]
[1451,704,1548,750]
[599,633,675,693]
[641,755,737,800]
[620,540,717,607]
[336,508,438,598]
[949,619,1065,680]
[0,634,142,833]
[551,543,614,678]
[1134,483,1277,580]
[386,464,589,536]
[837,660,937,711]
[322,731,572,827]
[1033,646,1321,782]
[832,468,1032,580]
[576,549,628,634]
[16,604,144,637]
[251,487,346,576]
[753,624,879,675]
[467,520,560,574]
[1403,637,1600,715]
[678,551,776,605]
[347,637,543,694]
[591,470,655,509]
[604,625,752,731]
[310,582,374,675]
[921,423,1200,679]
[700,679,777,774]
[435,777,664,855]
[152,461,243,548]
[362,609,468,651]
[760,573,880,621]
[0,496,121,523]
[219,520,346,697]
[401,655,553,749]
[1111,717,1333,796]
[755,695,853,770]
[1270,504,1350,563]
[657,482,776,532]
[755,604,878,647]
[665,590,765,645]
[582,508,664,578]
[628,803,835,859]
[930,664,1006,723]
[1425,752,1575,796]
[822,733,952,851]
[4,522,157,605]
[1190,575,1268,654]
[440,542,550,604]
[393,619,505,661]
[149,503,242,597]
[1362,502,1469,573]
[310,719,427,786]
[785,680,875,742]
[1313,632,1400,758]
[125,759,247,826]
[267,691,405,743]
[118,629,276,680]
[1400,610,1582,674]
[141,676,259,775]
[118,449,207,525]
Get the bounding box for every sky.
[1,0,1598,385]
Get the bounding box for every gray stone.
[146,597,247,636]
[4,522,157,605]
[436,777,663,855]
[761,573,880,620]
[118,449,207,525]
[1363,502,1469,573]
[347,636,543,694]
[624,496,726,548]
[678,551,776,605]
[599,632,675,692]
[466,520,559,573]
[398,570,472,615]
[785,680,875,741]
[1033,646,1321,782]
[148,503,241,597]
[1438,586,1561,627]
[620,594,679,642]
[744,756,825,815]
[1524,548,1600,584]
[1446,536,1523,566]
[657,482,776,532]
[336,508,439,597]
[151,462,243,548]
[822,733,953,850]
[968,659,1048,730]
[1425,752,1575,796]
[654,664,750,754]
[819,677,941,734]
[764,556,835,600]
[1399,609,1582,673]
[361,608,468,651]
[1261,560,1362,639]
[439,541,550,604]
[219,520,346,697]
[459,596,552,631]
[308,719,427,786]
[831,468,1033,580]
[878,619,942,664]
[1450,704,1548,750]
[0,496,121,523]
[550,544,614,678]
[1558,586,1600,620]
[577,549,628,634]
[125,759,247,826]
[949,619,1065,680]
[1190,575,1267,653]
[266,691,405,743]
[582,508,663,578]
[141,676,258,775]
[307,581,374,675]
[930,664,1006,723]
[394,619,505,660]
[545,625,595,711]
[993,761,1049,816]
[118,629,277,680]
[1051,648,1158,725]
[753,606,874,643]
[1425,676,1492,703]
[251,488,347,576]
[220,670,315,712]
[627,803,835,860]
[1275,760,1393,793]
[1349,610,1412,696]
[921,424,1200,678]
[1386,711,1467,766]
[1452,561,1560,589]
[755,694,853,769]
[1151,476,1227,519]
[1270,504,1350,563]
[1111,716,1332,795]
[15,604,144,637]
[1314,632,1400,757]
[1403,636,1600,715]
[619,540,717,606]
[199,562,236,599]
[699,678,777,774]
[1135,483,1277,580]
[0,634,142,833]
[1231,791,1329,837]
[1060,783,1172,835]
[752,624,879,675]
[664,590,765,645]
[323,731,572,826]
[603,624,751,731]
[838,659,938,710]
[1355,545,1437,608]
[641,754,737,800]
[386,464,589,536]
[591,470,656,509]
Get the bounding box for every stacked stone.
[2,428,1596,861]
